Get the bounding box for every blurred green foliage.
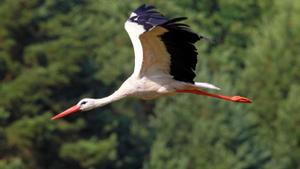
[0,0,299,169]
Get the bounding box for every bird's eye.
[80,101,87,105]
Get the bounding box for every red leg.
[176,89,252,103]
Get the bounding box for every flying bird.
[52,4,252,120]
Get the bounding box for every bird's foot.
[230,96,252,103]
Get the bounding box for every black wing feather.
[161,20,200,83]
[131,4,203,83]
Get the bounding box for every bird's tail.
[176,89,252,103]
[194,82,220,90]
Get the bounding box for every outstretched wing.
[125,4,202,83]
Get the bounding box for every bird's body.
[121,6,219,99]
[52,4,251,120]
[113,75,196,100]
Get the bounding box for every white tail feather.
[194,82,220,90]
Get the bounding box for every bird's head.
[51,98,96,120]
[77,98,96,111]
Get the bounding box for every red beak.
[51,105,81,120]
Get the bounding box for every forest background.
[0,0,299,169]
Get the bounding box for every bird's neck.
[94,88,128,108]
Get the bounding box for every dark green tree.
[0,1,153,169]
[0,0,299,169]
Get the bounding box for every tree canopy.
[0,0,299,169]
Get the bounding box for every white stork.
[52,4,251,120]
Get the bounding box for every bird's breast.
[126,76,175,100]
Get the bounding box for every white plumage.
[52,4,251,120]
